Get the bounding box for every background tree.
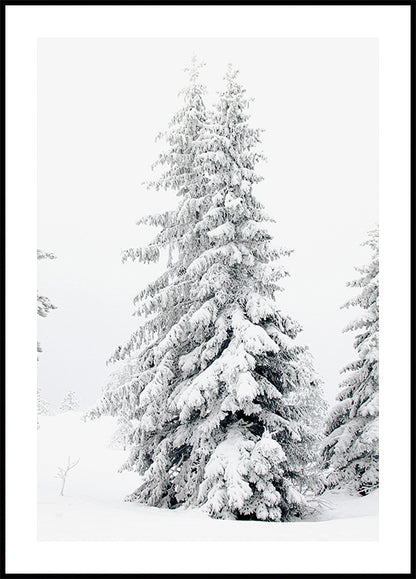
[55,456,80,496]
[37,249,57,355]
[109,410,131,451]
[37,387,50,429]
[37,387,50,416]
[90,361,137,450]
[60,390,80,413]
[92,62,326,521]
[322,227,379,495]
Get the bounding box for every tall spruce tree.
[322,227,379,495]
[93,62,326,521]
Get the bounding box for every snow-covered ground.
[38,412,378,541]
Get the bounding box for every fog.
[37,38,378,409]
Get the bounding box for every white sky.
[37,38,378,409]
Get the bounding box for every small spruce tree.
[37,249,57,355]
[110,411,131,451]
[322,227,379,495]
[60,391,80,413]
[89,361,137,450]
[37,387,50,416]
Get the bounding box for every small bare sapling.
[55,456,80,496]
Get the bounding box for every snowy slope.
[38,412,378,541]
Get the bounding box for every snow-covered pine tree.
[93,61,326,521]
[322,227,379,495]
[60,391,80,413]
[37,249,57,355]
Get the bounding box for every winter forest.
[37,48,379,541]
